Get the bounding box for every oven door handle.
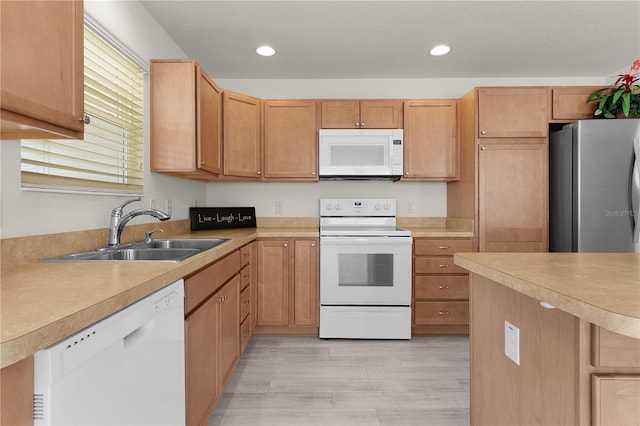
[320,236,413,245]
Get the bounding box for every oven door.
[320,236,412,306]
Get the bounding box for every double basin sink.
[41,238,230,263]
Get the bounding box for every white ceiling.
[140,0,640,79]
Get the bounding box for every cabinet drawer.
[240,264,251,290]
[592,326,640,368]
[185,250,240,313]
[240,315,251,354]
[240,284,250,322]
[414,301,469,325]
[414,239,473,256]
[414,275,469,300]
[592,374,640,426]
[240,244,251,267]
[414,257,468,274]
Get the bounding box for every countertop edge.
[454,253,640,339]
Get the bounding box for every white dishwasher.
[33,279,185,426]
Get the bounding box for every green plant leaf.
[598,93,610,111]
[587,88,607,102]
[622,92,631,116]
[611,89,624,106]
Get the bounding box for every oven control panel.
[320,198,397,217]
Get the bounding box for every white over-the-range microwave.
[318,129,404,180]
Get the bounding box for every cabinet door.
[263,100,318,180]
[1,0,84,139]
[198,70,222,175]
[185,295,218,426]
[257,240,290,326]
[219,276,240,387]
[359,100,402,129]
[321,100,360,128]
[551,86,600,120]
[293,239,318,327]
[477,87,548,138]
[223,91,262,178]
[592,375,640,426]
[403,100,458,180]
[478,143,548,252]
[151,60,198,173]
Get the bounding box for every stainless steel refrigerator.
[549,119,640,253]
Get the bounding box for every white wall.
[0,1,608,238]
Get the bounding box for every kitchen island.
[455,252,640,426]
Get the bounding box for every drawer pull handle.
[243,253,250,257]
[438,245,450,249]
[438,285,450,289]
[438,311,450,316]
[438,264,450,268]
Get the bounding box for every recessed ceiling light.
[256,45,275,57]
[430,45,451,56]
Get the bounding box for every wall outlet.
[275,200,284,215]
[408,200,416,214]
[505,321,520,365]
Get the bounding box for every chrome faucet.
[108,196,171,246]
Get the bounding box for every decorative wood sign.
[190,207,257,230]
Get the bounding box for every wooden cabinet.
[477,87,548,138]
[321,100,402,128]
[592,375,640,426]
[150,59,222,179]
[184,251,240,426]
[1,0,84,140]
[478,143,548,252]
[255,238,319,334]
[448,87,549,253]
[239,242,256,354]
[402,100,458,181]
[471,274,640,426]
[263,100,318,181]
[413,238,472,335]
[0,356,33,425]
[551,86,600,121]
[223,91,262,178]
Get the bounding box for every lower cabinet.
[255,238,319,335]
[413,237,472,335]
[471,274,640,426]
[184,250,241,426]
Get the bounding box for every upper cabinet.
[263,100,318,181]
[223,91,262,179]
[321,100,402,129]
[1,0,84,140]
[477,87,548,138]
[551,86,600,121]
[403,100,458,181]
[150,60,223,180]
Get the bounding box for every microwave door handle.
[632,138,640,243]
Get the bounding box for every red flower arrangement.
[587,59,640,118]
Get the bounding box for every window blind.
[21,24,145,193]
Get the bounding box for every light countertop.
[1,223,470,368]
[454,252,640,339]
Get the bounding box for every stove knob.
[374,204,381,210]
[335,203,342,211]
[325,204,333,210]
[384,203,391,210]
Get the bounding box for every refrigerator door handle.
[633,137,640,243]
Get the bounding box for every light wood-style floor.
[208,336,470,426]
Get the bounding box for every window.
[21,19,145,194]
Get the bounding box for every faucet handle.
[144,228,164,243]
[112,196,142,215]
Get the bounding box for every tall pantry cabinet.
[448,87,549,252]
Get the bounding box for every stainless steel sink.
[141,238,228,251]
[40,238,230,263]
